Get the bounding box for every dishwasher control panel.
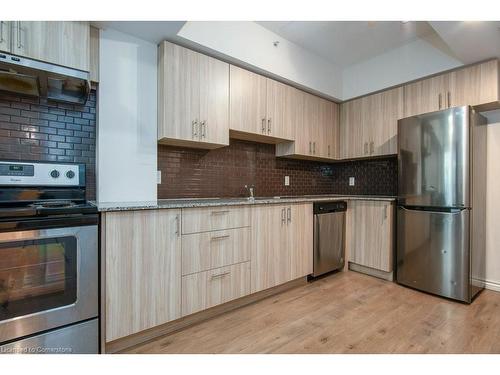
[313,201,347,214]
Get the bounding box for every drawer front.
[182,206,251,234]
[182,227,251,275]
[181,261,251,316]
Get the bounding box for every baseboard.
[348,262,393,281]
[483,280,500,292]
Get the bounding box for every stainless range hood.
[0,52,90,105]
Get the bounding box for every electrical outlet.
[284,176,290,186]
[157,171,162,184]
[349,177,355,186]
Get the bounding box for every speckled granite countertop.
[95,195,397,212]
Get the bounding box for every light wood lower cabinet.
[104,209,182,342]
[181,227,251,275]
[347,200,394,273]
[251,203,313,293]
[181,262,251,316]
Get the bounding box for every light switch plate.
[157,171,162,184]
[284,176,290,186]
[349,177,355,186]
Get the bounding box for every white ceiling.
[256,21,437,68]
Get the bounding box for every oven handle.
[0,214,98,232]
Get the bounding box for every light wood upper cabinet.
[158,41,229,149]
[229,65,267,136]
[229,65,294,142]
[449,60,499,108]
[89,26,99,82]
[340,87,402,159]
[0,21,11,53]
[318,97,340,159]
[11,21,90,71]
[404,74,448,117]
[251,203,313,293]
[104,209,182,342]
[347,200,394,273]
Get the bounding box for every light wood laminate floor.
[123,271,500,354]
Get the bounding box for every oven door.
[0,217,98,344]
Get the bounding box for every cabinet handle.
[262,118,266,133]
[384,206,387,220]
[281,207,286,224]
[211,234,230,241]
[267,118,271,134]
[370,141,374,155]
[287,207,291,224]
[364,142,368,155]
[313,142,316,154]
[192,119,198,138]
[211,271,230,280]
[438,93,442,110]
[309,141,312,154]
[447,91,451,108]
[17,21,22,49]
[328,145,331,157]
[211,210,229,215]
[175,214,180,236]
[201,120,206,138]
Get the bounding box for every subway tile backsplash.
[0,92,97,199]
[158,139,397,199]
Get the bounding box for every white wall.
[177,21,343,100]
[342,38,463,99]
[97,28,157,203]
[483,110,500,291]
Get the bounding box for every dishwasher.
[312,201,347,277]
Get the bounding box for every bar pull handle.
[287,207,291,224]
[309,141,312,154]
[211,210,229,215]
[175,214,180,236]
[261,118,266,133]
[364,142,368,155]
[313,142,316,154]
[438,93,442,110]
[211,234,230,241]
[201,120,206,138]
[211,271,230,280]
[383,206,387,220]
[370,141,374,155]
[281,207,286,224]
[328,145,331,157]
[267,118,271,134]
[447,91,451,108]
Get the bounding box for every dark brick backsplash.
[0,91,97,200]
[158,139,397,199]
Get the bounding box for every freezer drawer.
[398,106,470,208]
[396,206,470,302]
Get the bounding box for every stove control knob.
[66,170,75,179]
[50,169,60,178]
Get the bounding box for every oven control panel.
[0,161,83,186]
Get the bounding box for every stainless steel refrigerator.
[396,106,487,303]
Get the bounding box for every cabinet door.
[229,65,267,135]
[340,98,363,159]
[368,87,404,156]
[158,41,200,143]
[404,74,448,117]
[303,92,320,156]
[288,204,313,279]
[318,98,339,159]
[12,21,89,71]
[251,205,289,293]
[0,21,11,53]
[105,210,182,342]
[348,201,393,272]
[199,54,230,146]
[449,60,499,107]
[266,78,294,141]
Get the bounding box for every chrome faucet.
[245,185,255,201]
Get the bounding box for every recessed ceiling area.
[256,21,439,67]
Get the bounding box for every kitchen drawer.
[182,227,251,275]
[181,261,251,316]
[181,206,251,234]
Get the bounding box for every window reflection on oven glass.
[0,237,77,320]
